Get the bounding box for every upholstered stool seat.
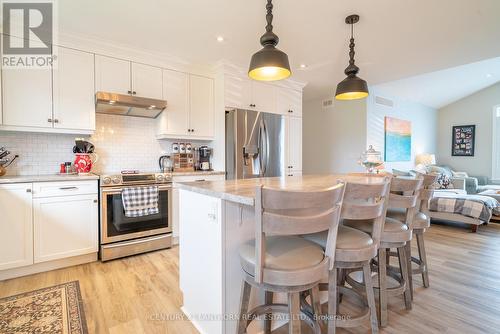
[304,225,376,262]
[344,217,411,243]
[387,208,430,229]
[239,236,326,280]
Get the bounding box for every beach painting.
[384,117,411,162]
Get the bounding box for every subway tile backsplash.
[0,114,205,176]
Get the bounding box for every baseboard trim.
[0,253,97,281]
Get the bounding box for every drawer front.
[33,180,98,198]
[172,174,225,183]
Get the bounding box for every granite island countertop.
[0,173,99,184]
[177,174,387,206]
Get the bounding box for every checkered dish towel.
[121,186,159,217]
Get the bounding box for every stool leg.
[328,268,337,334]
[405,242,414,301]
[264,291,273,333]
[238,281,252,334]
[288,292,301,334]
[397,246,412,310]
[377,248,388,327]
[362,263,379,334]
[311,285,325,334]
[416,231,430,288]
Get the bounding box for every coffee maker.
[196,146,212,171]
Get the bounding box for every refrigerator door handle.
[258,120,265,176]
[262,119,270,176]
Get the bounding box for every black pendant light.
[248,0,291,81]
[335,14,369,100]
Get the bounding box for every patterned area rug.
[0,281,88,334]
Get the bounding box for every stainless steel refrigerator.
[226,109,285,179]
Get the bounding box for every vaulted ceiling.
[58,0,500,102]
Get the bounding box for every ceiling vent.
[375,96,394,108]
[322,99,333,109]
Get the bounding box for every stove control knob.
[102,177,111,185]
[156,174,164,182]
[112,177,120,184]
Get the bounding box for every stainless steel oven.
[100,173,173,261]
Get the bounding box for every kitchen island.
[177,175,385,334]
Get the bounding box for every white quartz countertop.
[171,170,225,177]
[177,174,387,206]
[0,173,99,184]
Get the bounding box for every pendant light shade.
[248,0,291,81]
[335,15,369,100]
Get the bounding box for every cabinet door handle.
[47,118,53,123]
[191,129,195,132]
[132,91,137,95]
[59,186,78,190]
[93,199,98,203]
[127,90,132,94]
[53,119,59,123]
[26,188,32,193]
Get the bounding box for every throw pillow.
[435,173,454,189]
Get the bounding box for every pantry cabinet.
[53,47,95,131]
[33,193,98,263]
[157,72,214,140]
[95,55,163,99]
[0,183,33,271]
[285,116,303,175]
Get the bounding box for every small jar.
[172,142,179,153]
[186,143,192,154]
[179,143,186,154]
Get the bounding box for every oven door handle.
[101,184,172,194]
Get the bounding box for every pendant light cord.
[260,0,279,46]
[345,20,359,76]
[265,0,273,33]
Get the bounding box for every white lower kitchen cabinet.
[0,183,33,271]
[33,194,98,263]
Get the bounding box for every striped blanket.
[429,193,500,222]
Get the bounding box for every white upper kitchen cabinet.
[189,75,214,138]
[157,72,215,140]
[95,55,131,95]
[131,62,163,99]
[277,87,302,116]
[0,183,33,271]
[223,75,277,114]
[53,47,95,131]
[2,37,52,128]
[224,75,251,109]
[250,81,276,113]
[158,69,189,136]
[286,116,303,174]
[33,193,98,263]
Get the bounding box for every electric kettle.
[159,155,173,172]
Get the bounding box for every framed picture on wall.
[452,125,475,156]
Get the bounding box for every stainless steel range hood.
[95,92,167,118]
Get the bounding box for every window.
[493,105,500,180]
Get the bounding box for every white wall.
[303,98,367,174]
[437,82,500,178]
[366,88,438,171]
[0,114,216,176]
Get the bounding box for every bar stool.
[345,176,423,327]
[303,176,391,334]
[237,183,345,334]
[386,173,437,297]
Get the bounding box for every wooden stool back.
[388,177,424,229]
[341,176,391,246]
[254,182,345,282]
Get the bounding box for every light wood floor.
[1,221,500,334]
